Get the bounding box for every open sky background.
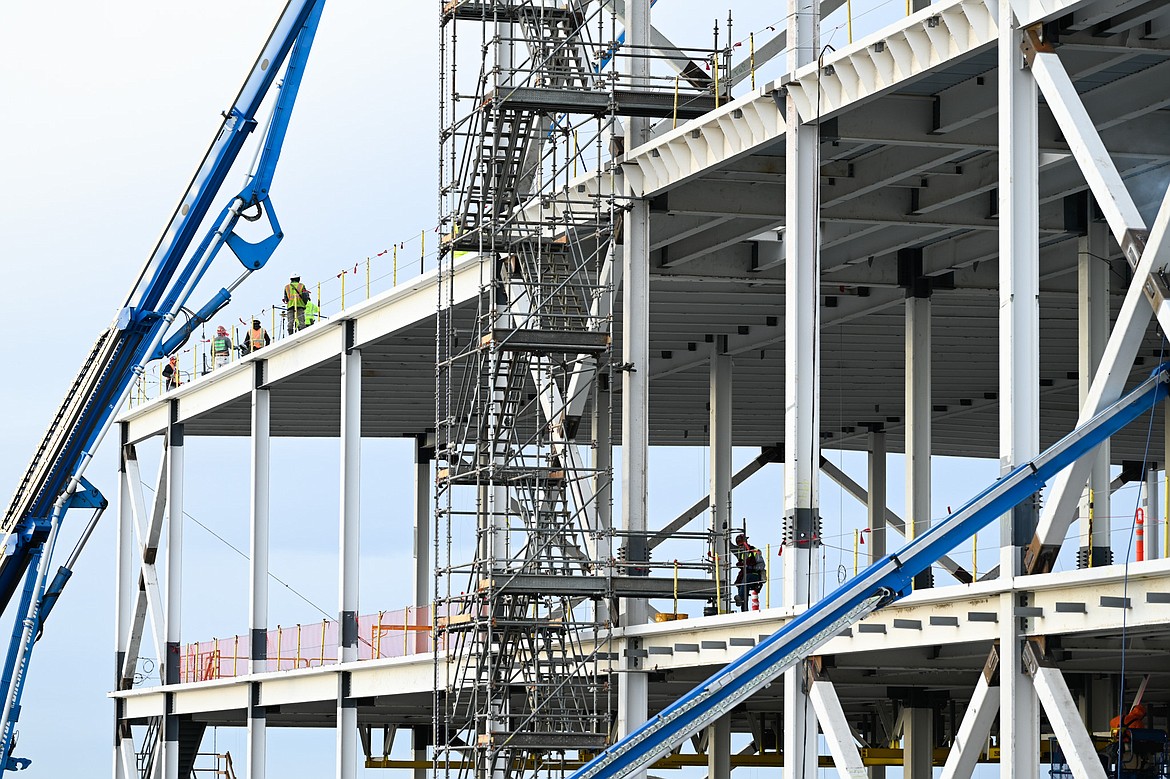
[0,1,1152,776]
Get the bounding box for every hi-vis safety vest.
[735,545,763,571]
[304,300,319,325]
[250,328,267,350]
[285,282,310,309]
[212,336,231,355]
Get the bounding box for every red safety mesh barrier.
[180,606,434,683]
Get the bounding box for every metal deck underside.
[117,0,1170,466]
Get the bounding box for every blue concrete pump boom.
[0,1,325,771]
[570,364,1170,779]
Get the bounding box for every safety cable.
[139,483,332,621]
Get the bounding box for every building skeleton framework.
[109,0,1170,778]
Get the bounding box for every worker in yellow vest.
[242,319,271,354]
[303,296,320,327]
[283,274,311,334]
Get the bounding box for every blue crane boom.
[0,1,325,771]
[570,363,1170,779]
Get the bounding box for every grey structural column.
[865,423,886,779]
[866,425,887,564]
[902,698,933,779]
[905,269,932,590]
[1145,465,1160,561]
[782,0,821,775]
[412,434,432,779]
[1078,207,1111,566]
[709,336,733,613]
[163,404,184,779]
[248,361,270,779]
[594,376,613,626]
[707,715,731,779]
[617,0,651,769]
[998,2,1042,778]
[338,321,361,779]
[113,423,133,779]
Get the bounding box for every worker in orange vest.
[242,319,271,354]
[162,356,181,391]
[732,533,765,612]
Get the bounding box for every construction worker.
[162,356,181,391]
[732,533,765,612]
[242,319,271,354]
[283,274,311,334]
[211,326,233,370]
[303,294,320,328]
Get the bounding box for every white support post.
[337,324,361,779]
[808,674,867,779]
[248,363,270,779]
[413,435,432,609]
[1079,214,1111,567]
[902,704,933,779]
[783,0,821,776]
[939,662,1000,779]
[710,337,732,613]
[594,377,613,625]
[706,716,731,779]
[867,427,886,563]
[618,0,651,769]
[1025,644,1109,779]
[1146,465,1160,560]
[163,409,184,779]
[905,288,932,589]
[998,6,1042,779]
[113,425,133,779]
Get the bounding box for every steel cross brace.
[1007,16,1170,573]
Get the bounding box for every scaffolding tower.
[435,3,618,779]
[435,4,723,778]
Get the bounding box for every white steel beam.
[867,429,887,562]
[710,338,733,613]
[939,654,1000,779]
[998,9,1043,779]
[618,2,651,772]
[1078,216,1111,567]
[248,362,270,779]
[163,411,184,779]
[114,428,134,779]
[905,292,932,588]
[338,325,361,779]
[807,669,867,779]
[783,0,821,777]
[1024,642,1109,779]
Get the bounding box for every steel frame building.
[110,0,1170,777]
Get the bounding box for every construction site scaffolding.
[436,3,725,778]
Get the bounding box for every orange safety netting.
[180,606,434,683]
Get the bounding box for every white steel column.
[113,425,133,779]
[783,0,821,775]
[338,324,361,779]
[1145,465,1160,560]
[902,703,933,779]
[413,435,432,608]
[905,291,932,589]
[412,434,431,779]
[163,409,184,779]
[867,426,886,563]
[707,716,731,779]
[1079,213,1111,566]
[618,0,651,764]
[998,5,1041,778]
[710,337,733,613]
[248,363,270,779]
